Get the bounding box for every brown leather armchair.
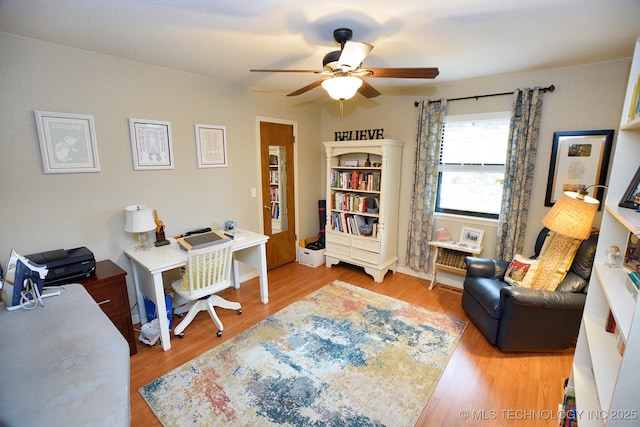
[461,228,598,351]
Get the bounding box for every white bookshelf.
[324,139,403,282]
[566,36,640,427]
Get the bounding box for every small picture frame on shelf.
[624,232,640,272]
[459,226,484,248]
[619,165,640,210]
[435,227,452,242]
[344,160,358,167]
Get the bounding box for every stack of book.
[628,74,640,122]
[331,170,381,192]
[436,248,467,269]
[626,271,640,300]
[559,385,577,427]
[605,310,626,356]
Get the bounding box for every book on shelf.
[615,326,626,356]
[330,211,378,237]
[625,271,640,300]
[437,248,466,269]
[628,73,640,122]
[332,192,380,214]
[560,385,576,427]
[605,310,617,333]
[331,170,381,192]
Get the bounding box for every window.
[436,112,510,219]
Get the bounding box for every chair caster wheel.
[176,332,185,338]
[217,330,223,337]
[237,309,243,315]
[176,313,184,318]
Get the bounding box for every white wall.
[319,59,630,283]
[0,32,322,316]
[0,30,631,297]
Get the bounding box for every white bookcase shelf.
[566,36,640,427]
[324,139,403,282]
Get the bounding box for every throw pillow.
[504,254,540,288]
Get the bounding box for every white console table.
[0,284,130,426]
[428,241,482,290]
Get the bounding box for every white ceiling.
[1,0,640,100]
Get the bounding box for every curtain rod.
[413,84,555,107]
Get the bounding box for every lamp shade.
[321,76,363,100]
[542,191,599,240]
[124,204,156,233]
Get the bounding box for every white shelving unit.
[324,139,403,282]
[566,36,640,427]
[268,146,286,233]
[427,241,483,290]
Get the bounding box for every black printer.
[25,247,96,286]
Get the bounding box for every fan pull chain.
[340,99,344,126]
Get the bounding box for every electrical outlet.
[251,188,257,197]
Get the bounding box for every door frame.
[255,116,299,259]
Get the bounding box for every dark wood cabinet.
[78,260,137,355]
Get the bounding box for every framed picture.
[624,231,640,271]
[195,124,227,168]
[545,130,614,208]
[34,111,100,174]
[619,165,640,209]
[459,226,484,248]
[129,119,174,170]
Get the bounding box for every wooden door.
[260,121,297,269]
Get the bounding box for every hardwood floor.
[129,262,573,427]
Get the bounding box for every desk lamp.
[124,204,156,251]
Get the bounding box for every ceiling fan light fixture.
[321,76,363,100]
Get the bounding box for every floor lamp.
[536,190,599,289]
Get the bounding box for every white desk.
[125,229,269,351]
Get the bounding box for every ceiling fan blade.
[365,67,440,79]
[358,79,381,98]
[338,41,373,71]
[287,79,325,96]
[250,69,323,73]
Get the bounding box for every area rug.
[140,280,466,426]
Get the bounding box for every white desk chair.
[171,240,242,338]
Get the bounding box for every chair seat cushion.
[463,277,509,320]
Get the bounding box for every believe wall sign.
[334,129,384,141]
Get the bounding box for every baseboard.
[396,265,463,290]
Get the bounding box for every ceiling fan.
[250,28,439,100]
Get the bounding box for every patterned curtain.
[495,87,545,260]
[406,99,447,271]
